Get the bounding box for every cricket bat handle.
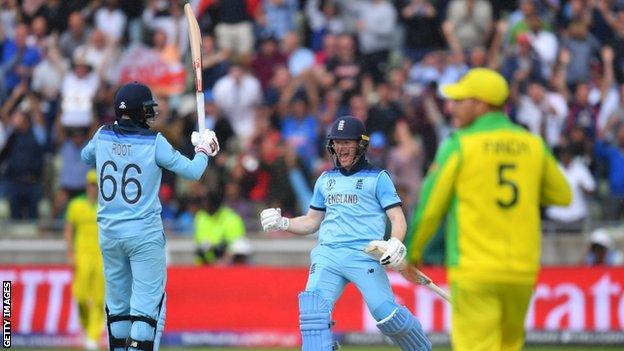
[365,244,451,302]
[196,91,205,133]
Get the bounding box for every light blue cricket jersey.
[81,119,208,238]
[310,159,402,247]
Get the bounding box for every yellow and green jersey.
[194,206,245,246]
[406,112,571,284]
[66,195,99,255]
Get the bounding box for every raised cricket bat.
[184,2,205,133]
[364,243,451,302]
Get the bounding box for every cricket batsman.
[260,116,431,351]
[81,82,219,351]
[405,68,572,351]
[64,169,104,350]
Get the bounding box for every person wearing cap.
[80,82,219,351]
[405,68,572,351]
[64,169,104,350]
[584,229,624,266]
[260,116,432,351]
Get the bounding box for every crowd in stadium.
[1,0,624,237]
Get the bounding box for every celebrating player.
[260,116,431,351]
[405,68,572,351]
[64,169,104,350]
[81,82,219,351]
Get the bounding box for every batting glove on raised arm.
[374,237,407,269]
[191,130,220,156]
[260,208,289,232]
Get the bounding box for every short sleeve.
[376,171,401,210]
[309,173,326,211]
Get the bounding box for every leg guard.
[127,294,166,351]
[126,315,156,351]
[105,306,131,351]
[299,291,338,351]
[377,306,432,351]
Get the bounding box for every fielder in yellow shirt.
[64,170,105,350]
[406,68,572,351]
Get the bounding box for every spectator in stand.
[583,228,624,265]
[558,0,592,29]
[213,62,262,145]
[399,0,445,63]
[560,20,601,86]
[0,0,20,39]
[322,34,362,105]
[546,145,596,231]
[609,4,624,83]
[367,82,403,142]
[500,32,543,84]
[524,14,559,79]
[214,0,255,58]
[142,0,187,54]
[313,33,338,67]
[0,23,41,103]
[305,0,345,51]
[443,0,493,52]
[77,29,118,79]
[200,90,235,151]
[31,38,68,136]
[257,0,299,41]
[58,127,91,202]
[93,0,127,43]
[252,35,287,90]
[601,84,624,143]
[29,16,49,49]
[200,34,229,91]
[282,91,319,173]
[32,0,70,35]
[59,52,100,133]
[355,0,397,83]
[194,191,248,265]
[0,84,46,220]
[282,31,315,78]
[263,64,292,107]
[367,131,387,168]
[59,12,91,60]
[151,28,180,65]
[349,94,369,125]
[595,123,624,220]
[386,119,423,213]
[511,78,568,148]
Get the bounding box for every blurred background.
[0,0,623,349]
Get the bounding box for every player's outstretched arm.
[260,208,324,235]
[155,132,216,180]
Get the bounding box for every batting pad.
[377,306,432,351]
[299,291,335,351]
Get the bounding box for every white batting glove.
[260,208,289,232]
[379,237,407,269]
[192,130,220,156]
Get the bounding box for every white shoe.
[85,338,99,350]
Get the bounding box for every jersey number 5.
[100,161,142,204]
[497,163,518,209]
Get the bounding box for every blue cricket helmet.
[326,116,370,166]
[114,82,158,121]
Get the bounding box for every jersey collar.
[337,157,369,176]
[117,118,150,133]
[468,111,511,129]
